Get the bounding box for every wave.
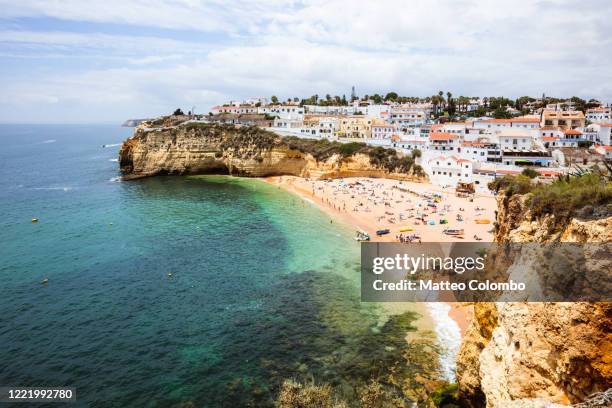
[40,139,56,144]
[109,158,119,162]
[32,186,73,192]
[109,177,121,182]
[102,143,121,148]
[427,303,462,382]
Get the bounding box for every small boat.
[31,218,38,223]
[376,229,390,236]
[354,230,371,241]
[475,219,491,224]
[443,228,464,236]
[399,227,414,232]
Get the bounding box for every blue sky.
[0,0,611,123]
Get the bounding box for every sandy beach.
[266,176,496,244]
[264,175,497,337]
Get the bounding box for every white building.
[389,110,426,128]
[583,123,612,145]
[304,105,357,115]
[259,105,305,119]
[427,155,473,187]
[371,119,395,140]
[497,129,535,151]
[393,135,427,153]
[365,104,391,119]
[586,107,611,123]
[428,132,461,152]
[471,117,540,131]
[273,117,304,130]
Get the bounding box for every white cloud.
[0,0,611,122]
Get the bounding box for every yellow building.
[541,109,585,130]
[338,115,372,139]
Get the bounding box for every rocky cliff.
[118,121,425,181]
[456,193,612,408]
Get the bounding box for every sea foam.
[427,302,462,382]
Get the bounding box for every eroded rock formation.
[457,194,612,407]
[118,122,425,181]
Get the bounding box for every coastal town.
[121,91,612,244]
[196,92,612,193]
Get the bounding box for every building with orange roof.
[594,144,612,160]
[429,132,461,151]
[541,109,585,130]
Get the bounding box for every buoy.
[31,218,38,223]
[41,278,48,284]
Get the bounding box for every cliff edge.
[456,185,612,407]
[118,120,425,181]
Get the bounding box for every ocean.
[0,124,447,407]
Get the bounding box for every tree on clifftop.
[173,108,185,116]
[271,95,279,104]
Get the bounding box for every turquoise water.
[0,125,437,407]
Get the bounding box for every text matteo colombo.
[371,254,526,292]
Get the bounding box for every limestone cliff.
[118,122,425,181]
[456,193,612,407]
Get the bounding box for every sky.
[0,0,611,124]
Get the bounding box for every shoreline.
[263,175,495,337]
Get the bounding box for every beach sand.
[264,175,496,337]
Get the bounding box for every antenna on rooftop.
[351,86,356,101]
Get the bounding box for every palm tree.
[432,95,440,116]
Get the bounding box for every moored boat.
[354,230,371,241]
[443,228,464,236]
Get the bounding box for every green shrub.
[338,142,365,157]
[488,174,534,196]
[528,173,612,219]
[521,168,539,179]
[490,172,612,223]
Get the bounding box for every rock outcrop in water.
[118,120,425,181]
[456,192,612,407]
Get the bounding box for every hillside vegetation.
[489,166,612,222]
